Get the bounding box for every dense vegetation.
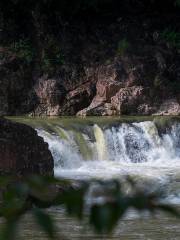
[1,0,180,75]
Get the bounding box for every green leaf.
[175,0,180,7]
[63,188,85,219]
[0,220,18,240]
[90,202,121,233]
[33,208,55,239]
[0,176,11,187]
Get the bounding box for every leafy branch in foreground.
[0,176,179,239]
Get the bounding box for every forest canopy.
[1,0,180,47]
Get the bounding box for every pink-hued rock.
[0,15,180,118]
[77,102,116,116]
[33,77,66,115]
[76,58,155,116]
[154,99,180,116]
[61,81,96,115]
[35,79,62,106]
[96,79,122,102]
[137,104,156,115]
[111,86,146,114]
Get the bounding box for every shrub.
[161,29,180,49]
[153,75,163,88]
[10,39,34,64]
[41,37,64,73]
[175,0,180,7]
[117,38,130,56]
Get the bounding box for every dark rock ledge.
[0,118,54,177]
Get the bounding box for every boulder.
[0,118,53,176]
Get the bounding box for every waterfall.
[35,119,180,181]
[93,124,107,161]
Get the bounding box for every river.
[11,116,180,239]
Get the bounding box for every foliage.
[42,37,64,72]
[41,52,64,74]
[0,51,6,61]
[153,75,162,88]
[1,0,179,73]
[9,39,34,64]
[161,29,180,49]
[175,0,180,7]
[117,39,130,56]
[7,37,64,71]
[0,175,179,239]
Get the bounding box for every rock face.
[33,77,67,116]
[111,86,145,114]
[77,56,179,117]
[60,81,96,115]
[0,16,180,116]
[0,118,54,176]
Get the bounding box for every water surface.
[10,116,180,239]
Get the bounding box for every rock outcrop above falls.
[0,15,180,116]
[0,118,53,176]
[77,57,180,116]
[32,54,180,117]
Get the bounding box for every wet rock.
[154,99,180,116]
[0,118,53,176]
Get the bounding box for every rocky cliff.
[0,118,54,176]
[0,3,180,116]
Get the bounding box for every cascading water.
[9,115,180,240]
[12,116,180,203]
[34,118,180,203]
[8,116,180,238]
[35,120,180,181]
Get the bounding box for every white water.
[37,121,180,203]
[9,116,180,239]
[37,120,180,203]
